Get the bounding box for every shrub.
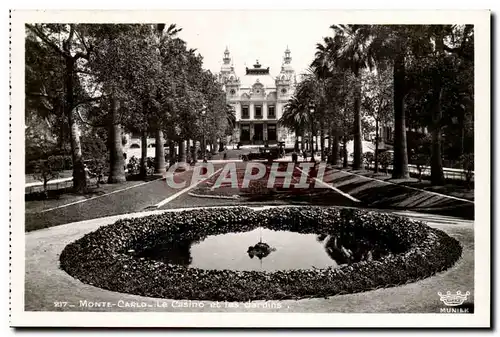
[460,153,474,189]
[363,152,374,170]
[378,152,392,174]
[31,155,65,198]
[410,153,429,182]
[60,206,462,302]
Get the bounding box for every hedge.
[60,206,462,301]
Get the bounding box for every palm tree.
[225,104,236,131]
[312,49,358,165]
[322,25,375,170]
[367,25,430,179]
[299,70,334,162]
[279,97,309,152]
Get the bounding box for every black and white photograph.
[9,9,491,328]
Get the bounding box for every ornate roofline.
[246,59,270,75]
[246,67,270,75]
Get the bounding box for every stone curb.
[187,192,240,200]
[23,206,474,315]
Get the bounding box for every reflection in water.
[247,242,277,260]
[137,239,194,266]
[134,227,379,272]
[188,228,340,271]
[317,234,379,264]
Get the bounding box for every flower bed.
[60,206,462,301]
[192,162,332,200]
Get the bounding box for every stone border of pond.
[59,206,462,302]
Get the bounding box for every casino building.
[218,47,297,147]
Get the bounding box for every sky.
[160,10,337,78]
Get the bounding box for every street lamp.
[201,105,207,163]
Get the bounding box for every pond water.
[137,228,344,272]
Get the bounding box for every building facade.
[219,47,296,147]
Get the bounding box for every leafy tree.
[361,68,393,172]
[26,24,93,192]
[367,25,415,179]
[31,155,65,198]
[316,25,375,169]
[405,25,474,185]
[85,24,153,182]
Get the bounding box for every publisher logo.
[438,291,470,306]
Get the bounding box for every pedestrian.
[302,150,307,162]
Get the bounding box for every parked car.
[242,147,281,161]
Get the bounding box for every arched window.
[130,143,140,149]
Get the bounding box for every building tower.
[219,47,234,84]
[276,47,295,100]
[219,47,240,100]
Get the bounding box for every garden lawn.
[322,168,474,219]
[25,179,161,215]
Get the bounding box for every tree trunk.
[342,137,348,168]
[327,127,333,160]
[140,131,148,178]
[375,119,379,173]
[294,130,299,152]
[320,127,325,161]
[212,135,218,154]
[155,129,166,174]
[201,135,207,161]
[186,139,192,163]
[430,33,445,185]
[332,135,339,166]
[392,52,409,179]
[169,141,176,167]
[352,68,363,170]
[193,138,199,163]
[310,125,315,161]
[430,99,445,185]
[179,139,186,163]
[68,112,86,191]
[461,127,465,157]
[107,95,126,184]
[65,57,86,192]
[43,180,49,199]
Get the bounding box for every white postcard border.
[10,9,491,327]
